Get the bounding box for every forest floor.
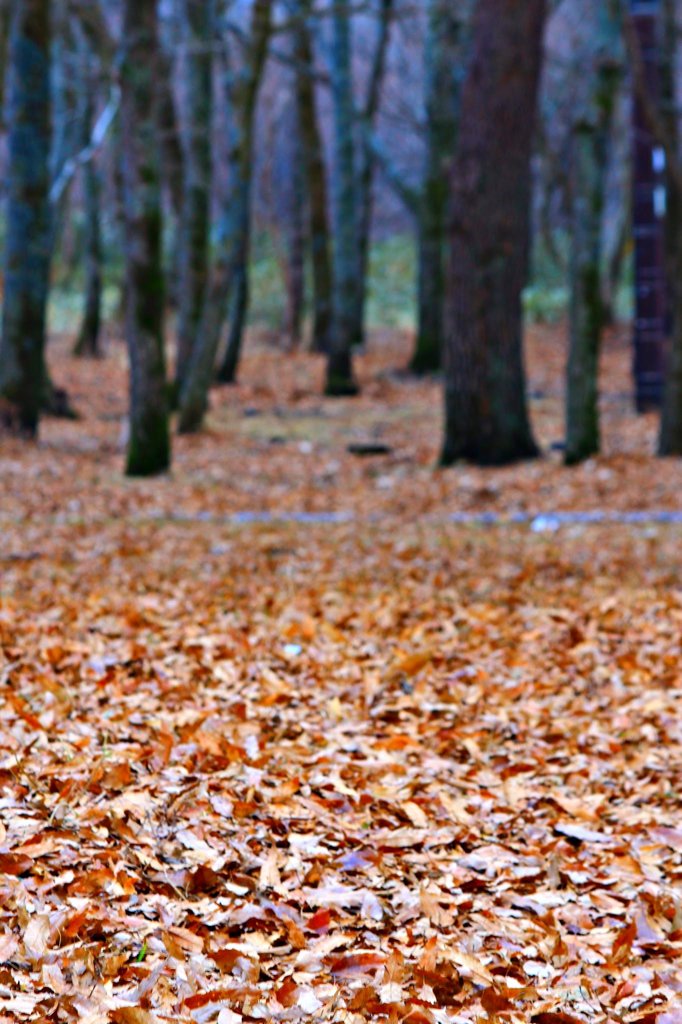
[1,324,682,1024]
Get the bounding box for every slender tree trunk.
[659,0,682,454]
[284,106,306,349]
[0,0,51,437]
[156,43,184,221]
[214,197,252,384]
[0,0,11,128]
[352,0,394,350]
[410,0,468,374]
[49,7,78,257]
[441,0,546,466]
[660,205,682,452]
[178,0,271,430]
[120,0,170,476]
[565,7,621,465]
[174,0,214,398]
[74,36,103,358]
[219,263,249,385]
[326,0,359,396]
[565,136,605,465]
[293,0,332,353]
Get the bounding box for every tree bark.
[410,0,468,375]
[283,104,306,349]
[178,0,272,431]
[174,0,214,397]
[120,0,170,476]
[441,0,546,466]
[292,0,332,353]
[351,0,394,351]
[325,0,359,396]
[565,6,621,466]
[156,42,184,222]
[0,0,12,128]
[0,0,51,437]
[74,33,103,358]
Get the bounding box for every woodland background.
[2,2,682,1024]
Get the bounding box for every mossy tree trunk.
[0,0,51,437]
[178,0,272,431]
[292,0,332,354]
[441,0,546,466]
[174,0,214,398]
[326,0,359,396]
[565,5,621,466]
[120,0,170,476]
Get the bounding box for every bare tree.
[0,0,51,436]
[174,0,214,395]
[441,0,547,466]
[120,0,170,475]
[565,0,622,465]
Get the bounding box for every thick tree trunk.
[0,0,51,437]
[293,0,332,353]
[74,37,103,358]
[178,0,271,430]
[120,0,170,476]
[174,0,214,397]
[565,9,620,466]
[441,0,546,466]
[410,0,467,375]
[326,0,359,396]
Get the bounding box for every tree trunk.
[326,0,359,396]
[659,0,682,454]
[410,0,468,375]
[351,0,394,351]
[565,7,621,466]
[292,0,332,353]
[178,0,271,430]
[0,0,51,437]
[219,263,249,385]
[284,106,306,349]
[660,204,682,453]
[0,0,12,128]
[441,0,546,466]
[156,43,184,221]
[120,0,170,476]
[49,7,78,258]
[74,35,103,358]
[565,134,605,465]
[174,0,214,397]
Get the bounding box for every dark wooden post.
[632,0,667,411]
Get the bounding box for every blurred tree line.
[0,0,677,474]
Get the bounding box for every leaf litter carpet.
[2,328,682,1023]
